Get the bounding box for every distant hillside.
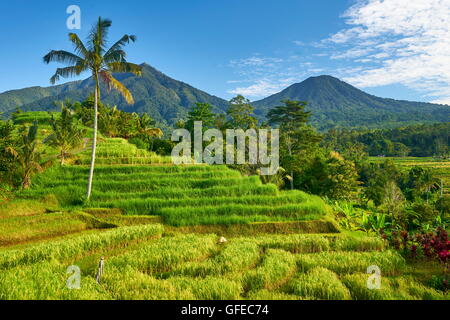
[1,70,449,130]
[0,64,229,124]
[253,75,450,130]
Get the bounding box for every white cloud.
[328,0,450,103]
[431,98,450,105]
[230,57,283,68]
[331,48,373,60]
[229,79,295,97]
[227,55,320,98]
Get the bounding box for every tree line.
[322,123,449,158]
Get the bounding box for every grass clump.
[0,224,164,270]
[160,202,327,226]
[168,276,243,300]
[167,239,261,277]
[287,267,351,300]
[94,192,310,215]
[108,234,218,274]
[332,234,386,252]
[0,261,110,300]
[0,212,90,245]
[253,234,331,253]
[296,250,406,275]
[102,266,195,300]
[342,274,449,300]
[243,249,296,291]
[246,289,303,300]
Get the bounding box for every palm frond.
[104,35,136,62]
[68,33,89,57]
[103,50,127,63]
[107,62,142,75]
[88,17,112,54]
[43,50,83,65]
[49,66,86,84]
[99,70,134,104]
[4,146,18,158]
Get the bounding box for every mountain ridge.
[253,75,450,130]
[0,64,229,124]
[1,66,449,129]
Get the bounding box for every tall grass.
[0,224,164,270]
[108,234,218,274]
[0,261,111,300]
[341,274,448,300]
[21,184,281,206]
[102,266,243,300]
[167,240,261,278]
[249,234,331,253]
[296,250,406,275]
[160,202,327,226]
[168,276,243,300]
[12,112,60,125]
[243,249,296,291]
[0,212,90,245]
[41,176,263,192]
[287,267,351,300]
[93,192,311,215]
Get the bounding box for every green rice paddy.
[0,137,447,300]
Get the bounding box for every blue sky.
[1,0,450,104]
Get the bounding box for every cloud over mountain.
[329,0,450,104]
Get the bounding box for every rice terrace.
[0,0,449,308]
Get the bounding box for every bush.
[412,203,439,223]
[128,137,148,150]
[150,139,175,156]
[435,197,450,217]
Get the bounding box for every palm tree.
[6,122,45,189]
[44,17,142,200]
[45,106,86,165]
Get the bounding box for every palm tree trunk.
[61,150,65,166]
[86,74,99,200]
[22,169,31,189]
[290,170,294,190]
[287,136,294,190]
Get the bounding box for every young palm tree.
[6,122,45,189]
[45,106,86,165]
[44,17,142,199]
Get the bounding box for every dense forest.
[322,123,449,158]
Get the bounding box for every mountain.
[1,69,449,130]
[253,75,450,130]
[0,63,229,124]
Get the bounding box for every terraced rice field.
[370,156,450,196]
[76,138,175,165]
[21,138,332,229]
[0,224,446,300]
[0,139,446,300]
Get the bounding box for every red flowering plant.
[381,227,448,262]
[381,227,449,292]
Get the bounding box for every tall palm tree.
[44,17,142,199]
